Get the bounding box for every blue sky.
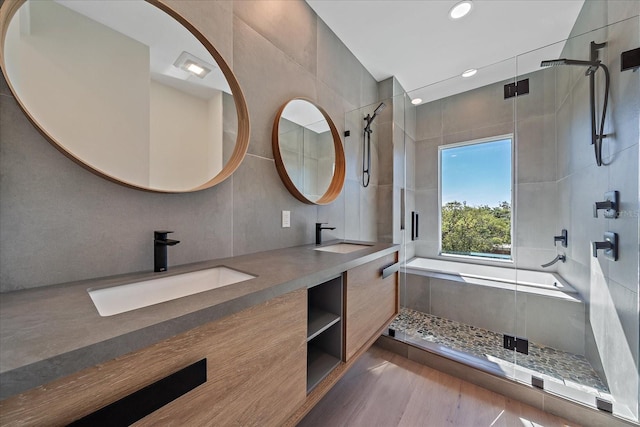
[441,138,512,207]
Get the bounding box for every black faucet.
[154,231,180,272]
[315,223,336,245]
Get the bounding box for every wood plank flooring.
[298,346,579,427]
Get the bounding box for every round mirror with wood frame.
[0,0,250,193]
[272,98,345,205]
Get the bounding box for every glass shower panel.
[343,102,386,243]
[514,16,639,422]
[394,57,521,379]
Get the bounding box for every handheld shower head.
[364,102,386,132]
[362,102,386,188]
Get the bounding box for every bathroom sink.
[314,243,371,254]
[88,267,256,317]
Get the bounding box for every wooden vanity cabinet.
[344,252,399,360]
[0,289,307,427]
[284,251,399,426]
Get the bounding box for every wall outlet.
[282,210,290,228]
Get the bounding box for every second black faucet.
[315,223,336,245]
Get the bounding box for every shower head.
[540,59,569,67]
[540,58,602,75]
[364,102,386,132]
[373,102,386,116]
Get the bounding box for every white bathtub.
[404,257,581,302]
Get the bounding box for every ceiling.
[307,0,585,103]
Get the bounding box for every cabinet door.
[0,289,307,427]
[344,253,398,360]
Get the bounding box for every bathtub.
[402,257,586,354]
[404,257,581,302]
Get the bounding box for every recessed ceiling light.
[411,98,423,105]
[449,1,473,20]
[461,68,477,78]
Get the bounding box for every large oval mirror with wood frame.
[273,98,345,205]
[0,0,250,193]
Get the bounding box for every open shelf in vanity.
[306,275,343,393]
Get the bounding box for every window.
[439,136,513,260]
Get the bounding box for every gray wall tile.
[524,295,585,355]
[414,137,440,191]
[359,183,378,241]
[415,98,442,141]
[344,179,360,240]
[607,144,639,292]
[232,155,316,254]
[376,184,393,243]
[441,81,514,136]
[516,114,557,184]
[405,135,416,191]
[233,17,317,159]
[401,274,430,313]
[317,20,365,108]
[234,0,317,75]
[605,17,640,158]
[515,182,558,250]
[164,0,234,66]
[376,121,394,186]
[429,278,522,335]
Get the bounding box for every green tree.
[441,201,511,257]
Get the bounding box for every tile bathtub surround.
[0,0,380,292]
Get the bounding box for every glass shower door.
[514,17,639,422]
[394,58,521,380]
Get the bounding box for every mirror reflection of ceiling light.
[186,62,205,76]
[411,98,423,105]
[173,51,213,78]
[449,1,473,20]
[461,68,477,78]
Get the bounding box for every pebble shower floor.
[389,307,609,396]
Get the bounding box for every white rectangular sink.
[88,267,255,317]
[314,243,370,254]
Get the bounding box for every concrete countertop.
[0,240,398,399]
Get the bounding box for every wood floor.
[298,346,579,427]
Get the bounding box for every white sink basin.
[314,243,371,254]
[88,267,255,317]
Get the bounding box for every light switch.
[282,210,290,228]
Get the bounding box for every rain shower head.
[540,58,602,75]
[542,40,610,167]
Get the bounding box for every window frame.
[437,134,515,263]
